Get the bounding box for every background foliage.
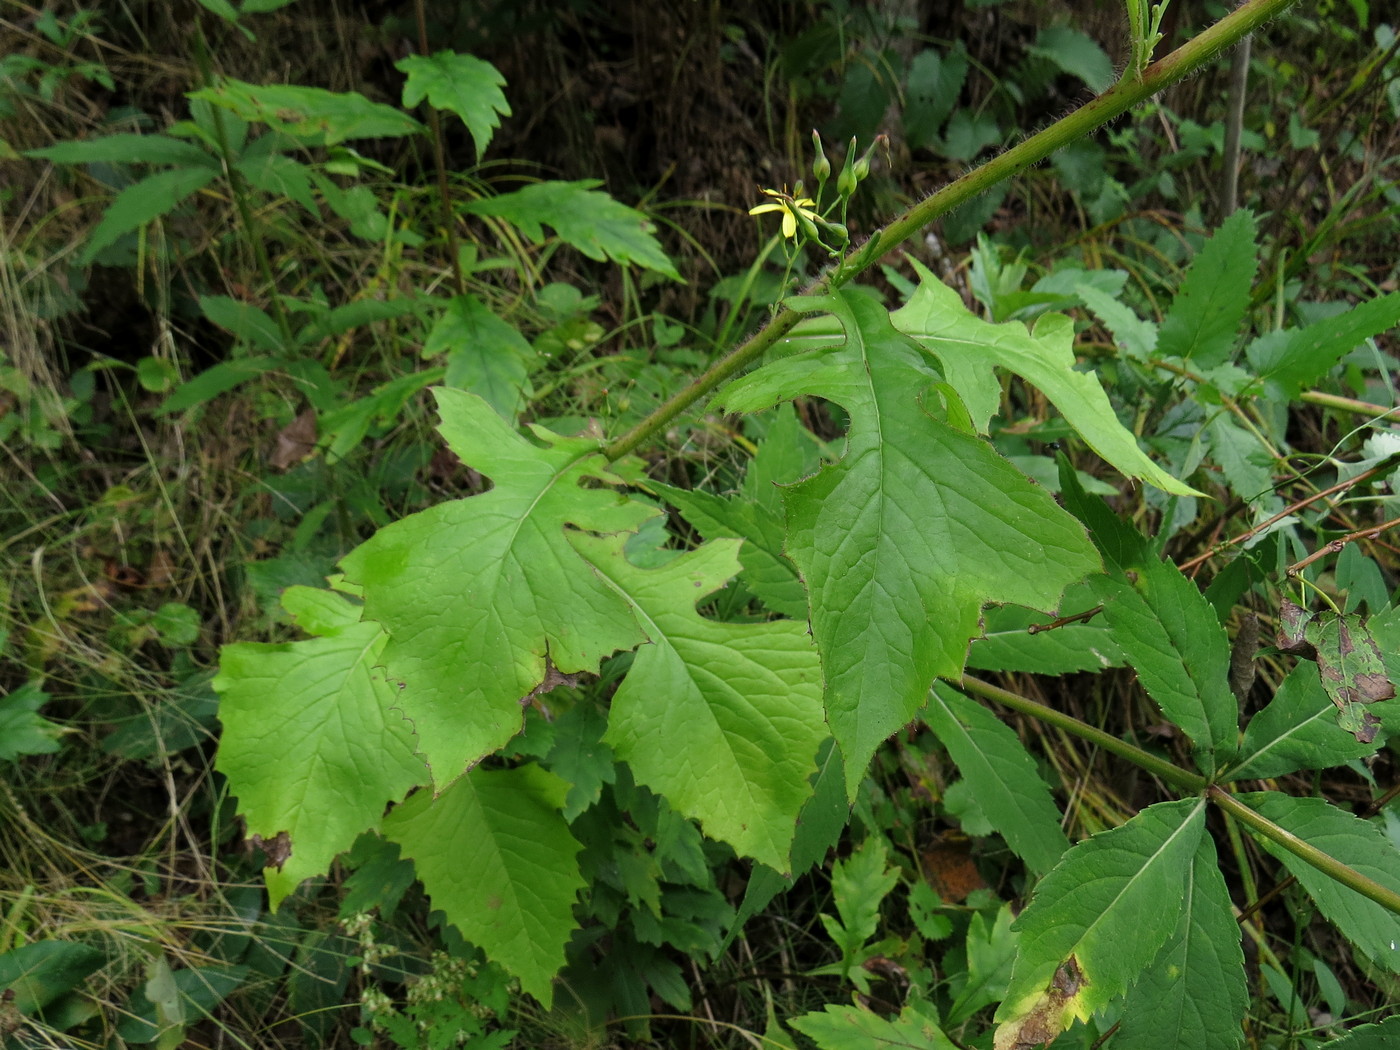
[4,0,1400,1048]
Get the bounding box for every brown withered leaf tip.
[522,655,581,720]
[1275,598,1313,655]
[998,957,1085,1050]
[250,830,293,871]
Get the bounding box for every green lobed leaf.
[463,180,681,280]
[213,587,427,908]
[1231,661,1395,780]
[27,132,214,167]
[423,295,536,421]
[338,388,657,786]
[382,764,584,1006]
[790,1002,958,1050]
[1249,291,1400,400]
[946,903,1019,1026]
[650,482,807,618]
[0,681,65,761]
[720,290,1100,796]
[1114,831,1247,1050]
[995,797,1207,1048]
[568,532,826,871]
[890,260,1195,495]
[924,684,1070,874]
[1155,210,1258,369]
[396,51,510,159]
[80,165,219,263]
[188,78,424,145]
[1237,792,1400,973]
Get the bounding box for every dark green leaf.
[188,78,424,145]
[0,681,64,761]
[80,165,219,263]
[27,133,214,167]
[924,684,1070,874]
[396,51,510,158]
[1156,210,1258,369]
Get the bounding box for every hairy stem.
[603,0,1299,462]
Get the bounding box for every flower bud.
[811,130,831,182]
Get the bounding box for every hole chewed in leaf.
[249,830,293,872]
[994,956,1085,1050]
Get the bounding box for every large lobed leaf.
[214,587,427,907]
[994,798,1207,1049]
[889,260,1196,495]
[720,290,1100,795]
[339,388,658,786]
[383,764,584,1006]
[396,51,510,158]
[568,532,827,871]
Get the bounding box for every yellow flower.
[749,188,819,240]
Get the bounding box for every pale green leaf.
[423,295,535,420]
[1238,792,1400,972]
[188,78,424,145]
[1156,210,1258,368]
[27,133,214,167]
[650,482,807,618]
[1206,413,1279,507]
[995,798,1207,1047]
[1249,292,1400,400]
[1231,662,1395,780]
[1076,282,1157,360]
[925,684,1070,875]
[396,51,509,158]
[826,835,900,954]
[339,389,657,786]
[213,587,426,908]
[568,532,826,870]
[463,180,681,280]
[890,259,1195,495]
[234,151,317,213]
[790,1002,958,1050]
[81,165,219,262]
[1115,832,1247,1050]
[725,738,847,947]
[721,290,1101,795]
[383,764,584,1005]
[0,681,65,761]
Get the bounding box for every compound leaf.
[214,587,426,908]
[1115,831,1247,1050]
[1237,792,1400,973]
[720,290,1100,795]
[396,51,509,158]
[339,388,658,787]
[464,180,681,280]
[890,260,1195,495]
[995,798,1206,1049]
[925,684,1070,875]
[384,764,584,1005]
[568,532,826,871]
